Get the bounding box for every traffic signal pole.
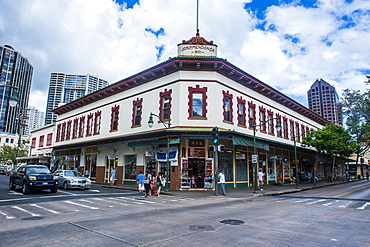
[212,128,219,196]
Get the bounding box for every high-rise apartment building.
[307,79,342,125]
[45,72,108,125]
[0,45,33,135]
[24,106,45,135]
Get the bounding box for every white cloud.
[0,0,369,112]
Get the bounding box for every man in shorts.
[258,168,264,191]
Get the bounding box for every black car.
[9,165,58,194]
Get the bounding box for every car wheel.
[9,179,16,190]
[63,182,69,190]
[84,188,90,190]
[50,187,58,193]
[22,182,30,194]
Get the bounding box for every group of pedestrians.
[137,171,164,197]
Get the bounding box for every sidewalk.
[93,179,364,199]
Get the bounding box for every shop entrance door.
[276,163,283,183]
[188,158,205,188]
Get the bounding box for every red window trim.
[267,110,274,135]
[159,89,172,122]
[222,90,233,124]
[31,137,36,149]
[56,124,61,142]
[283,117,288,139]
[86,113,94,136]
[66,120,72,140]
[259,106,266,132]
[188,85,208,119]
[79,116,85,138]
[39,135,44,148]
[72,118,79,139]
[61,123,66,141]
[275,114,282,137]
[248,101,256,129]
[94,111,102,135]
[131,98,143,128]
[289,119,295,141]
[110,105,120,132]
[46,133,53,146]
[237,97,246,127]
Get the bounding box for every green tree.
[303,123,358,182]
[0,144,29,167]
[341,89,370,169]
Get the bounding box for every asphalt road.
[0,175,369,247]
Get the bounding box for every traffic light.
[212,127,219,145]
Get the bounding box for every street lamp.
[148,112,171,192]
[252,117,281,193]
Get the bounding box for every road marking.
[91,197,130,206]
[0,210,15,219]
[57,191,78,195]
[8,191,23,195]
[118,196,156,204]
[306,199,327,204]
[294,199,312,203]
[11,206,40,216]
[64,200,99,209]
[339,201,352,208]
[88,190,100,192]
[356,202,370,210]
[330,184,370,198]
[30,204,60,214]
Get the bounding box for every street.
[0,175,369,246]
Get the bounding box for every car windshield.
[64,171,82,177]
[26,167,50,174]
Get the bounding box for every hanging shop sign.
[156,148,178,162]
[236,153,246,160]
[145,151,155,157]
[108,154,115,160]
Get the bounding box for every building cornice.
[53,57,329,126]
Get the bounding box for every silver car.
[54,170,91,190]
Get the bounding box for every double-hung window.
[188,85,207,119]
[110,105,119,131]
[132,98,143,127]
[267,111,274,135]
[159,89,172,121]
[86,114,93,136]
[259,106,266,132]
[237,97,246,127]
[248,102,256,128]
[94,111,102,135]
[222,91,233,123]
[72,118,79,139]
[79,116,85,137]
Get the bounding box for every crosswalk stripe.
[0,210,15,219]
[11,206,40,216]
[30,204,60,214]
[64,200,99,209]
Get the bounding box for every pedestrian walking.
[143,170,152,197]
[218,170,226,195]
[84,169,90,178]
[366,172,369,181]
[110,167,117,185]
[258,168,264,191]
[137,171,144,193]
[156,172,163,196]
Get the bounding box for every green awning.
[232,134,269,151]
[128,139,169,147]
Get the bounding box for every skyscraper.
[0,45,33,135]
[45,72,108,125]
[307,79,342,125]
[24,106,45,135]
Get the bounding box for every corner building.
[52,32,328,189]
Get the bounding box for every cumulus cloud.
[0,0,369,112]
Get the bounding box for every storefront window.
[146,157,156,175]
[219,152,233,182]
[236,152,248,181]
[268,156,276,180]
[125,155,137,180]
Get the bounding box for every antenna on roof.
[196,0,199,32]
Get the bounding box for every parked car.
[9,165,58,194]
[54,170,91,190]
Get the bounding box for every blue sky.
[0,0,369,110]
